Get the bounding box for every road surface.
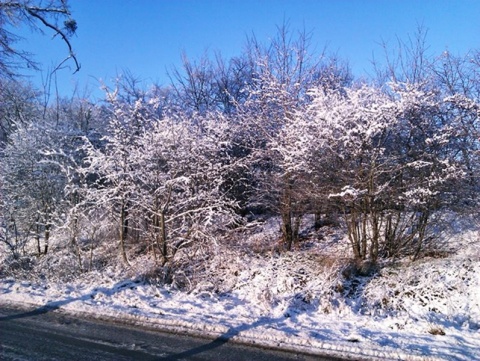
[0,304,345,360]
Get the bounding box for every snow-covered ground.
[1,215,479,361]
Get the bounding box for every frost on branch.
[275,82,474,261]
[78,90,239,280]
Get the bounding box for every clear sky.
[14,0,480,100]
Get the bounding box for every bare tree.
[0,0,79,78]
[372,24,432,85]
[168,52,216,114]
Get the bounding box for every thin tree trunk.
[44,222,50,255]
[119,203,129,264]
[281,175,297,251]
[70,216,82,270]
[160,211,167,265]
[36,222,41,255]
[281,209,294,251]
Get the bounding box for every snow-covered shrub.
[360,232,480,330]
[79,89,240,278]
[276,82,478,262]
[191,229,349,316]
[0,254,36,279]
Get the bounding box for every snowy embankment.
[1,216,479,361]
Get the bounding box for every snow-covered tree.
[0,86,104,267]
[80,88,239,271]
[230,24,352,250]
[278,81,473,261]
[79,90,146,264]
[131,112,238,267]
[0,121,68,256]
[0,79,41,146]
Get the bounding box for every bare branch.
[25,7,80,74]
[0,0,80,77]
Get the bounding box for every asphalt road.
[0,304,344,361]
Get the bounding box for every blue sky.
[15,0,480,99]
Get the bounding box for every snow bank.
[1,217,479,361]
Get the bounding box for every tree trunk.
[346,208,365,260]
[369,212,379,262]
[314,210,322,230]
[70,216,82,270]
[36,222,42,255]
[281,209,294,251]
[280,175,299,251]
[412,210,430,261]
[160,211,167,265]
[44,223,50,255]
[119,203,129,264]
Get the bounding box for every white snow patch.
[1,215,479,361]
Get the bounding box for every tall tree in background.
[0,78,40,145]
